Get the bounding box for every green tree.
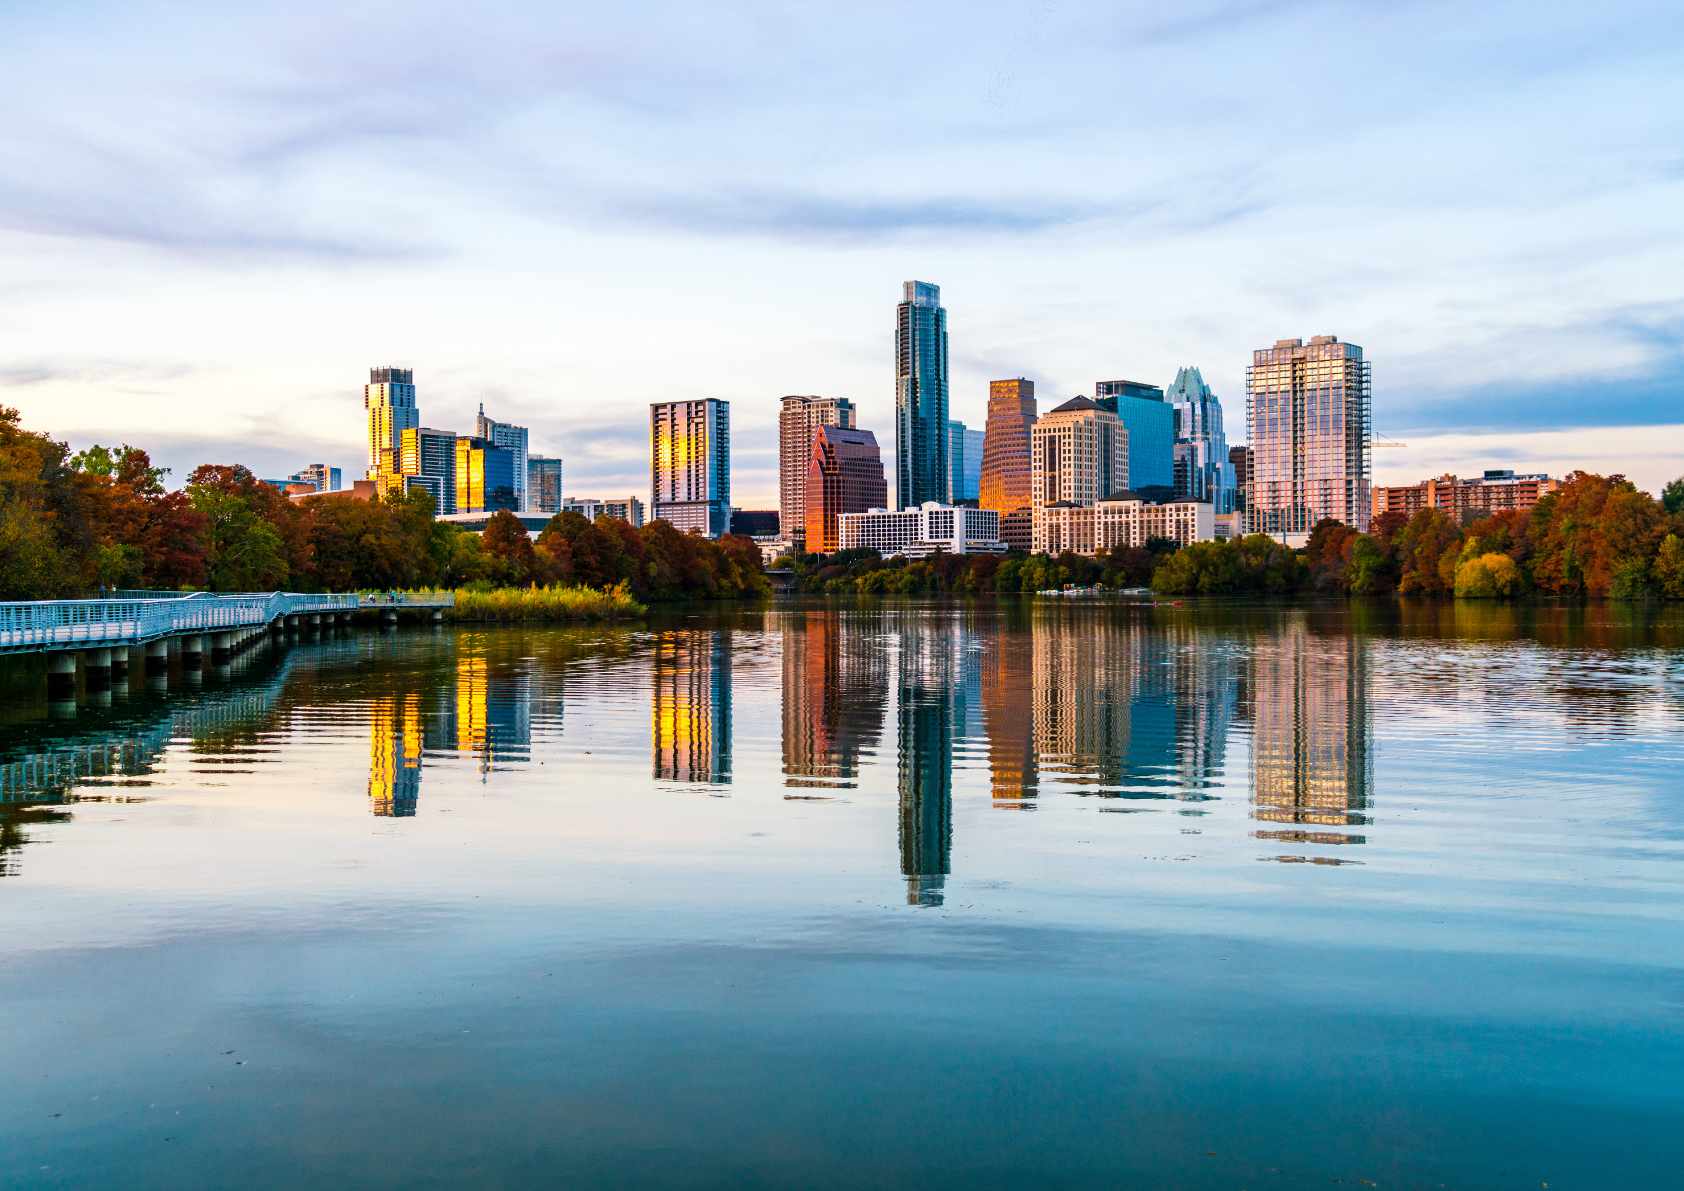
[1662,477,1684,515]
[1654,534,1684,599]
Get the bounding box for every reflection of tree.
[1248,622,1371,843]
[780,611,885,788]
[896,617,954,906]
[0,804,71,877]
[652,631,732,785]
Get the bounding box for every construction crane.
[1373,433,1409,449]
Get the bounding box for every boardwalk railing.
[0,592,370,654]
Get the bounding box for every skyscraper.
[980,378,1037,551]
[1030,396,1128,554]
[805,425,887,554]
[364,366,418,479]
[945,420,983,502]
[400,426,458,514]
[527,455,564,514]
[1165,366,1235,512]
[1094,379,1173,494]
[1246,335,1372,541]
[454,436,518,513]
[895,281,949,509]
[963,426,984,500]
[779,395,855,548]
[475,404,530,511]
[288,463,341,492]
[650,398,731,538]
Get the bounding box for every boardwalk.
[0,591,452,654]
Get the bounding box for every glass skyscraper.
[1094,379,1173,494]
[454,436,518,514]
[475,404,530,512]
[527,455,564,514]
[895,281,949,510]
[650,398,731,538]
[1165,366,1235,513]
[364,366,418,479]
[1246,335,1372,541]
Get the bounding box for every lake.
[3,599,1683,1188]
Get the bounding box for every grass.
[435,584,647,623]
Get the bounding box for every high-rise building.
[399,426,458,514]
[454,436,518,514]
[895,281,949,509]
[779,396,855,548]
[805,426,888,554]
[1246,335,1372,541]
[1094,379,1173,494]
[562,496,646,527]
[288,463,342,492]
[364,366,418,479]
[474,404,530,511]
[980,378,1037,551]
[527,455,564,515]
[1229,445,1252,515]
[1165,366,1235,513]
[650,398,731,538]
[946,420,980,503]
[1371,470,1559,523]
[1030,396,1128,554]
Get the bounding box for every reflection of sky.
[5,611,1684,1182]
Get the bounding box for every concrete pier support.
[145,640,169,676]
[84,648,113,691]
[180,634,205,669]
[431,609,444,624]
[211,631,234,664]
[383,608,399,627]
[111,648,131,681]
[47,652,77,702]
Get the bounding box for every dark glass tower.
[894,281,949,509]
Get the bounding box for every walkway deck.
[0,591,453,654]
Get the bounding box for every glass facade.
[1165,366,1235,513]
[527,455,564,515]
[1094,380,1173,493]
[650,399,731,538]
[779,396,855,547]
[364,366,418,479]
[895,281,949,510]
[1245,336,1372,539]
[805,426,887,553]
[454,436,518,514]
[475,405,530,512]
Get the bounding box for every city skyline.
[5,4,1682,503]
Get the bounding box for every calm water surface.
[3,600,1683,1188]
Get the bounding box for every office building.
[729,510,780,537]
[1094,379,1173,494]
[650,398,731,538]
[454,436,518,514]
[779,396,856,548]
[289,463,341,492]
[895,281,950,509]
[474,404,530,511]
[980,378,1037,551]
[1036,494,1215,556]
[1371,470,1559,523]
[527,455,564,515]
[396,426,458,514]
[1165,366,1235,513]
[805,426,888,554]
[837,502,1002,558]
[1030,397,1128,554]
[946,420,982,502]
[364,366,418,479]
[1246,336,1372,542]
[562,496,646,527]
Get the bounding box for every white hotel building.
[837,502,1004,558]
[1037,495,1215,556]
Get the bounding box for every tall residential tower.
[1165,366,1235,513]
[364,367,418,479]
[1246,336,1372,541]
[651,398,731,538]
[895,281,949,509]
[779,395,856,549]
[475,404,530,512]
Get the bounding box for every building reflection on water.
[368,693,423,817]
[779,611,885,788]
[652,630,732,785]
[895,615,956,906]
[1247,621,1371,849]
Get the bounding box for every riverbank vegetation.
[0,410,765,602]
[787,471,1684,601]
[445,584,646,622]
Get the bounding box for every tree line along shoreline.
[6,409,1682,611]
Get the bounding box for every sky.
[2,0,1681,506]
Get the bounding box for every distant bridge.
[0,590,453,703]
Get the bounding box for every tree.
[0,406,98,598]
[480,510,540,586]
[187,465,293,590]
[1454,552,1521,599]
[1393,509,1463,595]
[1655,534,1684,600]
[72,445,208,589]
[1663,477,1684,516]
